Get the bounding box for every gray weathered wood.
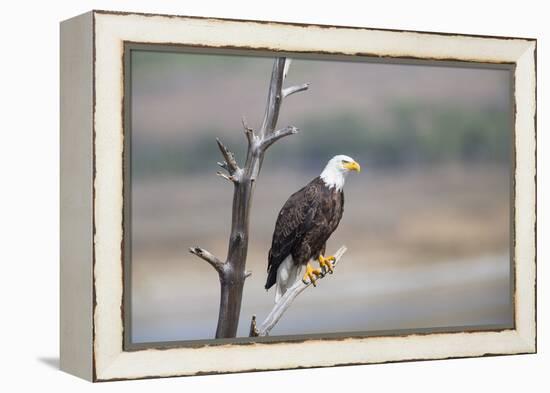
[190,57,309,338]
[250,246,348,337]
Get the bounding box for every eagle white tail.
[275,255,300,303]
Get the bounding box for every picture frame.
[60,10,536,382]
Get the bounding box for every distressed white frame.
[61,10,536,382]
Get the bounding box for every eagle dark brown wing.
[265,178,323,290]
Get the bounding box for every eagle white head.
[320,155,361,191]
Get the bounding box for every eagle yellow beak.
[344,161,361,172]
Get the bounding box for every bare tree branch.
[250,246,348,337]
[189,57,309,339]
[259,58,288,138]
[217,161,229,171]
[241,116,255,147]
[283,58,291,80]
[282,83,310,98]
[216,171,237,183]
[260,126,299,151]
[216,138,240,176]
[189,247,225,275]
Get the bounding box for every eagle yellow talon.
[319,255,335,274]
[302,263,322,286]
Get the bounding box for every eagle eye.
[341,159,350,164]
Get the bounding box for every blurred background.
[129,50,513,343]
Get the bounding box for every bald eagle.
[265,155,360,302]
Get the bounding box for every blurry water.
[133,253,511,342]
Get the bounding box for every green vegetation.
[132,101,511,178]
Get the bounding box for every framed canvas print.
[60,10,537,381]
